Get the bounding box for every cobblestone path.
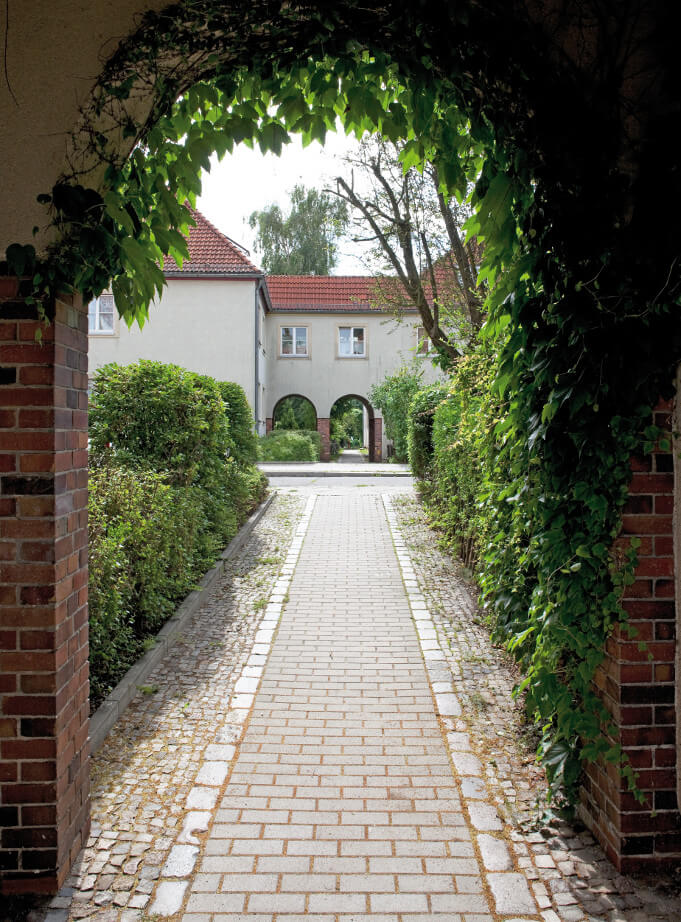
[28,484,681,922]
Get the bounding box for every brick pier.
[0,286,90,893]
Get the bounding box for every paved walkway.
[28,483,681,922]
[180,492,501,921]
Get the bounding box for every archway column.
[317,418,330,462]
[0,282,90,893]
[371,417,382,463]
[580,398,680,871]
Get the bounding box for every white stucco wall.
[88,277,259,414]
[264,311,442,420]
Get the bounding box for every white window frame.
[337,325,367,358]
[88,293,116,335]
[416,325,435,355]
[279,325,309,357]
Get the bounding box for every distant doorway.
[330,394,382,462]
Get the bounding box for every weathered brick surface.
[0,285,90,893]
[316,417,331,461]
[370,415,382,462]
[581,399,680,871]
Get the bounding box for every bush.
[427,350,501,572]
[89,360,231,485]
[88,466,205,702]
[407,382,448,480]
[369,365,423,462]
[258,429,321,461]
[218,380,258,465]
[88,361,267,705]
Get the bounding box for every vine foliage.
[2,0,680,801]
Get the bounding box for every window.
[280,326,308,356]
[416,325,434,355]
[88,293,115,334]
[338,326,366,357]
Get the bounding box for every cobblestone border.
[146,495,317,917]
[90,493,275,753]
[383,493,545,920]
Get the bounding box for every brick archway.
[1,0,679,895]
[330,394,382,463]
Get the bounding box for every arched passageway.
[329,394,381,463]
[1,0,679,895]
[270,394,317,433]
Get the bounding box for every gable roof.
[266,275,419,313]
[164,208,262,277]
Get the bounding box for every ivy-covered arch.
[23,0,681,793]
[1,0,680,885]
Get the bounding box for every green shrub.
[218,380,258,465]
[428,350,501,572]
[89,360,232,485]
[369,365,423,462]
[88,465,205,701]
[407,382,448,480]
[258,429,321,461]
[88,361,267,705]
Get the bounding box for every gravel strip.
[389,492,681,922]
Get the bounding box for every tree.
[331,137,485,362]
[273,396,316,430]
[249,185,349,275]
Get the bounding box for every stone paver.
[19,479,681,922]
[180,491,494,921]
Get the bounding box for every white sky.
[197,130,374,275]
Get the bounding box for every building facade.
[88,211,442,460]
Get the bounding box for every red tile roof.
[164,208,262,276]
[266,275,419,313]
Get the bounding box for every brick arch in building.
[269,394,318,431]
[0,0,679,895]
[329,393,382,464]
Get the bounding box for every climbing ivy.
[2,0,680,802]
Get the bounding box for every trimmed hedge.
[407,382,448,481]
[89,360,230,485]
[418,351,501,573]
[219,379,258,465]
[369,366,423,462]
[258,429,321,461]
[88,362,266,705]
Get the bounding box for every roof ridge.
[167,207,262,275]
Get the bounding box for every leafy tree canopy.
[273,395,317,430]
[249,185,349,275]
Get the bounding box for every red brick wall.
[371,417,382,463]
[266,417,273,434]
[0,281,90,893]
[317,418,330,462]
[580,399,679,871]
